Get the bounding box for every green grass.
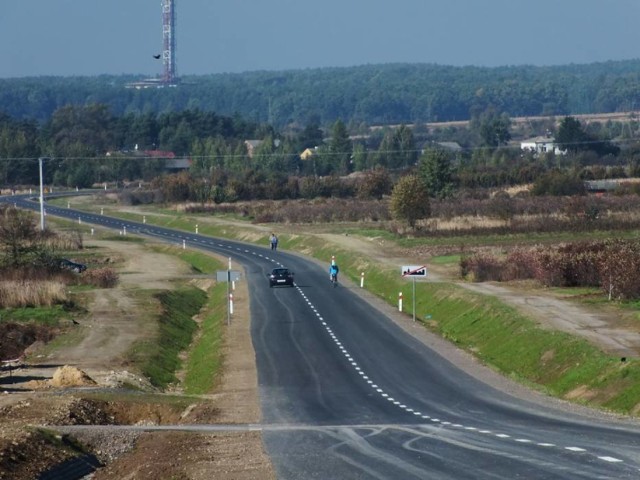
[171,248,221,275]
[133,286,207,389]
[0,305,70,326]
[126,247,227,394]
[430,255,461,265]
[183,281,227,394]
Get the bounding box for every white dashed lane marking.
[206,244,628,468]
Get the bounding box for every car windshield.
[273,269,289,275]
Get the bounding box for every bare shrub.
[487,191,515,221]
[121,188,164,205]
[460,253,503,282]
[460,240,640,299]
[81,268,119,288]
[423,194,640,237]
[598,239,640,300]
[501,249,538,281]
[556,242,605,287]
[40,230,84,250]
[187,198,390,224]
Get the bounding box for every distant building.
[520,136,566,155]
[164,158,192,173]
[300,147,317,160]
[244,140,263,158]
[435,141,463,152]
[143,150,176,159]
[244,139,282,159]
[105,149,190,173]
[420,141,463,154]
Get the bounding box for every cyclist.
[329,263,339,286]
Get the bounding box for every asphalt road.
[5,193,640,479]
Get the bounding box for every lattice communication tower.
[161,0,178,85]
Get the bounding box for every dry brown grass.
[422,215,507,231]
[81,268,119,288]
[0,280,68,308]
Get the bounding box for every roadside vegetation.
[126,245,227,392]
[0,206,228,399]
[133,287,205,389]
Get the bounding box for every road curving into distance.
[3,192,640,479]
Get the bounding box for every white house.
[520,136,566,155]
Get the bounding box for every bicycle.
[330,273,338,287]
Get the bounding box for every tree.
[555,116,590,153]
[329,119,352,175]
[390,175,430,228]
[45,104,115,156]
[394,124,418,167]
[531,169,586,196]
[296,120,324,151]
[356,167,392,199]
[418,148,455,198]
[556,116,620,156]
[0,207,40,268]
[472,109,511,147]
[351,143,369,171]
[375,125,417,170]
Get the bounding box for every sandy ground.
[0,239,275,480]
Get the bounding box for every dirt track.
[0,239,274,480]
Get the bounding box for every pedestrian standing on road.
[270,233,278,251]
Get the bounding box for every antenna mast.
[161,0,178,85]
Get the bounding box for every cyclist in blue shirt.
[329,263,339,285]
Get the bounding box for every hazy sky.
[1,0,639,78]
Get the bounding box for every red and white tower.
[161,0,178,85]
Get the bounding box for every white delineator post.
[398,292,403,312]
[227,257,233,323]
[360,272,364,288]
[38,157,45,231]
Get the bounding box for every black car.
[59,258,87,273]
[269,267,294,287]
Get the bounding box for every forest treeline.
[2,60,640,127]
[1,99,640,200]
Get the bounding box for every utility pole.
[38,157,46,231]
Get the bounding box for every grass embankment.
[127,246,227,393]
[170,247,227,395]
[69,204,640,415]
[292,237,640,413]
